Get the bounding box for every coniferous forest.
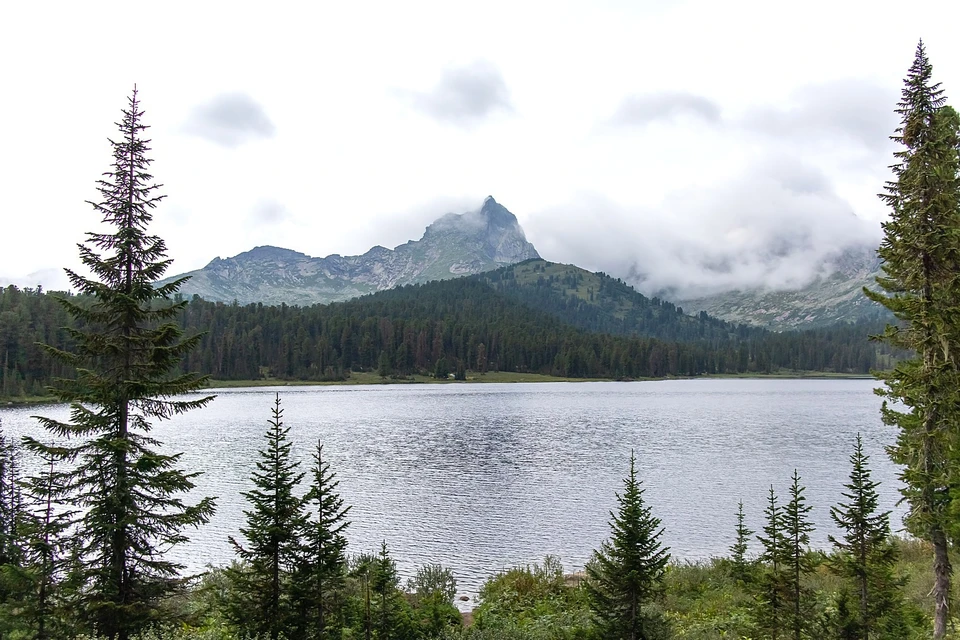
[0,280,892,399]
[2,41,960,640]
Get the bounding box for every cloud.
[525,154,881,300]
[250,199,290,225]
[741,80,898,152]
[0,268,72,292]
[402,61,513,125]
[609,92,722,127]
[183,92,276,147]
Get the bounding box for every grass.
[203,370,608,389]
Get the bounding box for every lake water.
[0,379,903,603]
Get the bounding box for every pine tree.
[730,500,754,583]
[20,449,75,639]
[294,440,351,639]
[0,424,28,636]
[228,392,307,640]
[828,434,902,640]
[28,87,216,640]
[756,486,789,640]
[585,450,671,640]
[863,40,960,640]
[782,471,814,640]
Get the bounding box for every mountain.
[676,245,888,330]
[165,196,539,305]
[476,259,757,343]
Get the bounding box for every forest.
[2,39,960,640]
[0,280,891,400]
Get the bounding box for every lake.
[0,379,903,603]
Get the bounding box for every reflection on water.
[0,379,901,602]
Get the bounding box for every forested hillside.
[479,259,750,342]
[0,280,894,398]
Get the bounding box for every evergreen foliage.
[585,451,671,640]
[782,471,815,640]
[227,392,306,639]
[28,87,215,640]
[863,40,960,640]
[0,279,896,401]
[0,423,28,635]
[828,434,902,639]
[18,448,76,639]
[756,486,789,640]
[730,500,754,583]
[293,440,351,639]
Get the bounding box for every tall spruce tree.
[782,471,814,640]
[828,435,901,640]
[756,486,789,640]
[863,41,960,640]
[28,87,215,640]
[293,440,351,639]
[585,450,671,640]
[228,392,306,640]
[730,500,754,583]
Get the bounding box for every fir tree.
[863,40,960,640]
[294,440,351,639]
[228,392,307,640]
[370,541,413,640]
[0,425,28,636]
[21,449,75,639]
[730,500,754,583]
[828,434,902,640]
[756,486,788,640]
[585,450,671,640]
[782,471,814,640]
[27,87,216,640]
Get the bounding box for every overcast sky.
[2,0,959,297]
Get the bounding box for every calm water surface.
[0,379,902,602]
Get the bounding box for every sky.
[2,0,959,298]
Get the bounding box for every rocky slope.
[165,197,540,305]
[677,245,888,330]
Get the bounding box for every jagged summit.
[165,198,540,306]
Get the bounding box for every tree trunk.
[933,525,951,640]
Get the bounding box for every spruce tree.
[730,500,754,583]
[863,40,960,640]
[294,440,351,639]
[228,392,307,640]
[782,471,814,640]
[28,87,216,640]
[828,434,901,640]
[21,449,75,639]
[372,541,400,640]
[0,425,28,636]
[585,450,671,640]
[756,486,788,640]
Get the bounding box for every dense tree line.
[0,279,893,399]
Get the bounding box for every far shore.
[1,370,874,406]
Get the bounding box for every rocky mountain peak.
[165,197,539,306]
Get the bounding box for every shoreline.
[1,370,874,406]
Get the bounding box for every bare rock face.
[166,197,540,306]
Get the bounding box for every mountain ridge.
[164,196,539,305]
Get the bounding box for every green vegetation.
[0,280,896,403]
[22,88,215,640]
[864,41,960,639]
[585,451,670,639]
[5,40,960,640]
